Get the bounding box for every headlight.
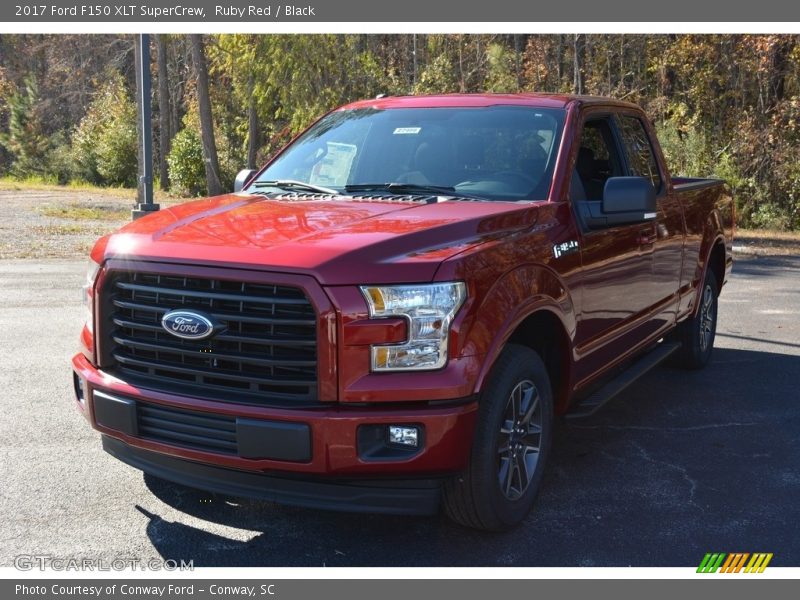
[360,282,466,372]
[82,261,101,333]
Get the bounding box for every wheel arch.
[690,230,728,318]
[472,303,574,416]
[505,309,573,414]
[707,237,726,292]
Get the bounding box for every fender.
[463,262,576,395]
[689,208,729,318]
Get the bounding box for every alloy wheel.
[497,379,542,501]
[699,283,715,352]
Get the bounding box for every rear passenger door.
[614,113,684,333]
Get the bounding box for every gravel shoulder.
[0,187,184,260]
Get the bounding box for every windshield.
[249,105,566,201]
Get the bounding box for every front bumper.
[72,353,478,480]
[102,436,443,515]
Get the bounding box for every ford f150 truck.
[72,94,734,531]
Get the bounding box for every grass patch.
[735,228,800,242]
[0,175,136,197]
[39,203,131,221]
[0,176,185,202]
[733,228,800,256]
[33,223,90,235]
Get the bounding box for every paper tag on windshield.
[393,127,421,135]
[309,142,357,187]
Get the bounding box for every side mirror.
[600,177,656,225]
[234,169,257,193]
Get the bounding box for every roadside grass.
[38,203,133,221]
[735,229,800,242]
[0,175,138,198]
[32,223,112,236]
[0,175,184,202]
[2,177,189,224]
[733,229,800,256]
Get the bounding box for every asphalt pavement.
[1,254,798,567]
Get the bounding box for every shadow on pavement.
[138,346,800,567]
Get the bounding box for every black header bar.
[3,0,800,23]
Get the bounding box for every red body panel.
[73,93,734,485]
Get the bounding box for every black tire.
[671,269,719,370]
[443,344,553,531]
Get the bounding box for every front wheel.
[671,270,719,369]
[443,344,553,531]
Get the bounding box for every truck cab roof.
[339,93,642,112]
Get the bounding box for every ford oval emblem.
[161,310,217,340]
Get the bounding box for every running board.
[566,341,681,419]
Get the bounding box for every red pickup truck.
[72,94,734,531]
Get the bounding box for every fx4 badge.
[553,240,579,259]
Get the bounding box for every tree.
[156,35,172,190]
[0,75,50,176]
[189,34,222,196]
[72,74,138,186]
[573,34,585,94]
[209,35,261,169]
[246,75,258,169]
[485,43,517,92]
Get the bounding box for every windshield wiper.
[345,182,488,200]
[346,182,454,194]
[250,179,338,195]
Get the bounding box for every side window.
[616,115,662,191]
[572,118,624,201]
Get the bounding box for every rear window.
[254,106,566,201]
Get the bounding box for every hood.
[102,193,541,285]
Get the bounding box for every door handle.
[638,229,657,246]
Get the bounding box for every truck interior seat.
[576,146,607,200]
[399,138,454,185]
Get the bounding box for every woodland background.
[0,34,798,229]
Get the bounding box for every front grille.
[105,271,318,406]
[137,401,237,455]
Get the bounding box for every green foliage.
[167,103,238,196]
[0,76,50,176]
[413,54,459,94]
[749,203,793,231]
[655,120,713,178]
[259,35,393,133]
[485,43,518,93]
[209,34,398,165]
[43,134,77,185]
[72,75,138,187]
[167,126,206,196]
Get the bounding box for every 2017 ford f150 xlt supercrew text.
[72,94,734,530]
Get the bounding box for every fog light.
[73,373,85,405]
[388,425,419,447]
